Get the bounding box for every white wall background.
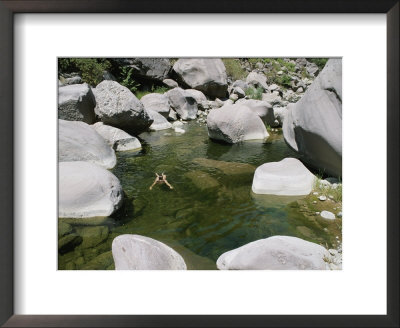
[14,14,386,315]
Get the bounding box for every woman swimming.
[149,172,174,190]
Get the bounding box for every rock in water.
[147,109,172,131]
[59,161,123,218]
[58,83,96,124]
[252,158,316,196]
[94,80,152,134]
[216,235,330,270]
[173,59,228,98]
[91,122,141,151]
[165,87,198,120]
[283,59,342,177]
[112,234,187,270]
[140,93,170,118]
[207,104,269,143]
[59,119,116,169]
[235,99,275,126]
[320,210,335,220]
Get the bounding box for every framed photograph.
[1,1,398,327]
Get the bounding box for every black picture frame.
[0,1,398,327]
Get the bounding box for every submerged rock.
[173,58,228,98]
[94,80,152,134]
[75,226,110,249]
[216,235,330,270]
[58,83,96,124]
[185,170,220,191]
[112,234,187,270]
[283,59,342,177]
[252,158,316,196]
[59,161,123,218]
[92,122,141,151]
[59,119,116,169]
[192,158,255,175]
[207,104,269,143]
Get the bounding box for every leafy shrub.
[119,66,141,94]
[58,58,111,86]
[135,85,169,99]
[245,86,263,100]
[222,59,247,81]
[276,74,292,88]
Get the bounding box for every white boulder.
[283,59,342,177]
[112,234,187,270]
[58,83,96,124]
[320,210,335,220]
[235,99,275,126]
[59,161,123,218]
[207,104,269,143]
[217,235,330,270]
[173,59,228,98]
[165,87,198,120]
[59,119,116,169]
[94,80,152,134]
[252,158,316,196]
[147,109,172,131]
[140,93,170,118]
[92,122,141,151]
[246,71,268,91]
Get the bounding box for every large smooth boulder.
[59,161,123,218]
[58,83,96,124]
[112,234,187,270]
[165,87,198,120]
[184,89,208,109]
[147,109,172,131]
[92,122,141,151]
[235,99,274,126]
[111,58,171,82]
[173,59,228,98]
[283,59,342,177]
[59,119,116,169]
[217,236,330,270]
[207,104,269,143]
[252,158,316,196]
[246,72,268,91]
[140,93,170,118]
[94,80,152,134]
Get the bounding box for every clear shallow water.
[59,122,341,270]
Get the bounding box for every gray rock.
[217,235,330,270]
[246,71,268,91]
[273,106,287,126]
[207,104,269,143]
[235,99,274,126]
[320,210,335,220]
[147,109,172,131]
[165,87,197,120]
[184,89,208,110]
[62,75,82,85]
[140,93,170,118]
[173,59,228,98]
[112,234,187,270]
[252,158,316,196]
[112,58,171,82]
[102,71,116,81]
[232,86,246,98]
[58,83,96,124]
[163,78,178,89]
[59,119,116,169]
[337,212,342,218]
[231,80,249,92]
[59,161,123,218]
[92,122,141,151]
[283,59,342,177]
[306,62,319,76]
[318,195,327,201]
[229,93,239,102]
[168,109,178,121]
[94,80,152,134]
[262,92,283,106]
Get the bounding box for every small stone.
[313,201,317,204]
[316,212,320,215]
[174,127,185,133]
[320,210,335,220]
[318,195,327,201]
[337,212,342,218]
[328,195,334,199]
[313,192,318,195]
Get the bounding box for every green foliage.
[119,66,141,93]
[58,58,111,86]
[135,85,169,100]
[245,86,263,100]
[307,58,329,70]
[275,74,292,88]
[276,58,296,72]
[222,59,247,80]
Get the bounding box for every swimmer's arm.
[149,178,158,190]
[164,179,174,190]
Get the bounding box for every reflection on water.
[58,123,340,270]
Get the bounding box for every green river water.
[58,122,341,270]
